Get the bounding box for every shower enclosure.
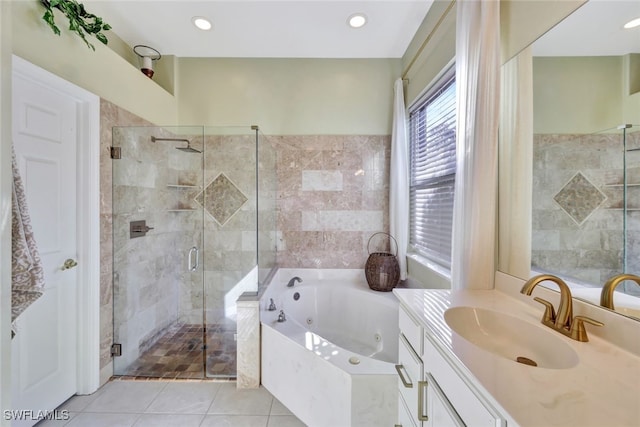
[532,124,640,295]
[111,125,276,379]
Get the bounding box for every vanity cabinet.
[396,304,506,427]
[423,331,505,426]
[397,332,423,426]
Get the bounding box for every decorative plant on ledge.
[40,0,111,51]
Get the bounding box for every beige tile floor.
[36,380,306,427]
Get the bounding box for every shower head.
[151,136,201,153]
[175,145,202,153]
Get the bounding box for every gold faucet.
[521,274,603,342]
[601,273,640,310]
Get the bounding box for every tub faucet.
[267,298,277,311]
[287,276,302,287]
[277,310,287,322]
[601,273,640,310]
[521,274,603,342]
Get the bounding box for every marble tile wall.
[532,131,640,288]
[100,100,157,375]
[625,130,640,296]
[258,134,278,284]
[273,135,391,269]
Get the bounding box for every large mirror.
[500,0,640,319]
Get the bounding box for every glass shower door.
[112,126,206,379]
[111,124,276,379]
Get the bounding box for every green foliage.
[40,0,112,51]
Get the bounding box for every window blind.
[409,76,456,268]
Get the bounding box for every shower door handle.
[188,246,200,272]
[193,247,200,271]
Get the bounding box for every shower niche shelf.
[167,184,200,211]
[167,184,200,189]
[603,183,640,188]
[601,182,640,210]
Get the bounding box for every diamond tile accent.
[553,172,606,225]
[195,173,248,226]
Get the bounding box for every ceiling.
[84,0,434,59]
[532,0,640,57]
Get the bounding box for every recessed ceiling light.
[624,17,640,29]
[347,13,367,29]
[192,16,212,31]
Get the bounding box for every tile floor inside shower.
[119,323,237,379]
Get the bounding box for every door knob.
[61,258,78,270]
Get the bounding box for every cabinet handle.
[418,380,429,421]
[395,364,413,388]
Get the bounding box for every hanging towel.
[11,148,45,337]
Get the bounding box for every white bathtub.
[260,269,399,427]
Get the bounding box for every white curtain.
[390,78,409,280]
[451,0,501,290]
[498,47,533,279]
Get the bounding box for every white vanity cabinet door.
[398,392,418,427]
[424,373,465,427]
[423,332,506,427]
[397,334,425,426]
[400,305,423,354]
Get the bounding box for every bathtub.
[260,269,399,427]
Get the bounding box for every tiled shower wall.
[273,135,391,269]
[201,133,265,325]
[100,100,155,375]
[532,131,640,290]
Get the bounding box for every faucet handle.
[569,316,604,342]
[533,297,556,323]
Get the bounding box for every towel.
[11,148,45,337]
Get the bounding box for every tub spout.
[287,276,302,287]
[277,310,287,323]
[268,298,277,311]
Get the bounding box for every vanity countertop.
[393,288,640,427]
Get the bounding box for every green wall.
[402,0,456,107]
[11,0,177,126]
[533,56,624,134]
[500,0,586,62]
[176,58,400,135]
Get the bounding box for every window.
[409,73,456,268]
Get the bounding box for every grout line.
[203,380,223,415]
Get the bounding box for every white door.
[11,69,79,425]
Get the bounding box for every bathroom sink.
[444,306,579,369]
